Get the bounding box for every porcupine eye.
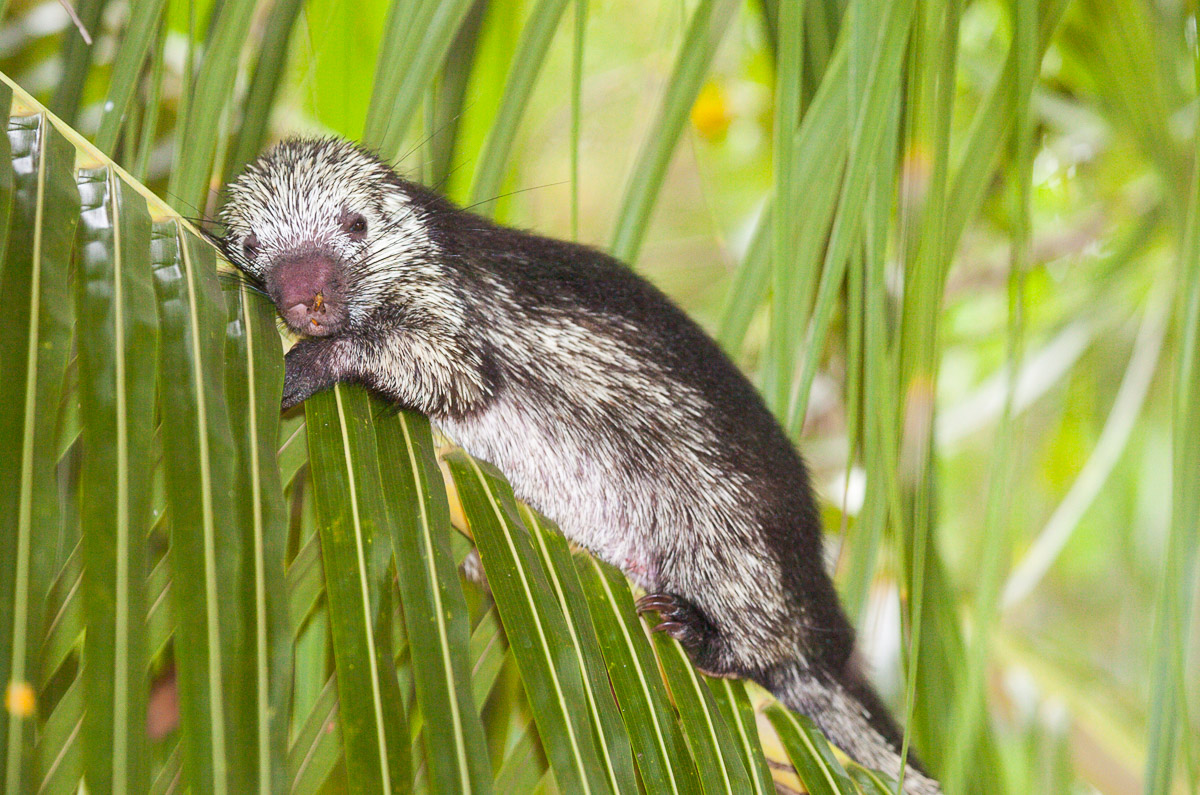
[343,213,367,239]
[242,232,260,260]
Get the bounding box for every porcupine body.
[219,137,941,794]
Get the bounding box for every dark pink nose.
[270,252,346,336]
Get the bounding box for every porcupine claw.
[637,593,708,650]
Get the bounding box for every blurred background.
[0,0,1197,792]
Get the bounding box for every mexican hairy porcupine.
[219,137,941,795]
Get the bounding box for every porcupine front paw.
[636,592,735,678]
[282,338,348,410]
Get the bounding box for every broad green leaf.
[223,282,292,795]
[148,743,182,795]
[305,385,410,794]
[0,110,80,794]
[287,673,337,792]
[39,544,83,691]
[468,606,508,708]
[288,674,343,795]
[287,532,325,633]
[849,764,899,795]
[574,556,703,795]
[522,507,639,795]
[445,451,613,795]
[75,166,156,795]
[709,680,775,795]
[150,221,239,795]
[650,629,754,795]
[375,410,492,794]
[492,719,546,792]
[764,703,857,795]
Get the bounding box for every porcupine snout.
[268,251,347,337]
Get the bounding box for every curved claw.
[653,621,686,637]
[636,593,677,614]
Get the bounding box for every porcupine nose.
[273,252,344,336]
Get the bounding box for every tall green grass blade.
[94,0,167,155]
[570,0,585,238]
[166,0,256,215]
[784,0,916,434]
[716,206,771,357]
[75,166,155,795]
[522,508,639,795]
[363,0,442,150]
[762,43,848,411]
[469,0,570,209]
[445,451,612,795]
[944,0,1033,787]
[48,0,106,127]
[150,221,238,794]
[225,0,304,179]
[944,0,1070,259]
[891,0,969,780]
[574,556,703,795]
[0,111,80,793]
[375,411,493,795]
[0,85,10,276]
[365,0,477,163]
[305,385,410,794]
[132,18,168,183]
[769,0,802,411]
[1143,32,1200,793]
[764,703,856,795]
[427,0,488,190]
[609,0,740,263]
[223,283,292,795]
[837,107,897,625]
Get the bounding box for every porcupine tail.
[761,660,942,795]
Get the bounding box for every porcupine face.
[219,138,431,338]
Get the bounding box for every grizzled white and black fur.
[219,137,941,794]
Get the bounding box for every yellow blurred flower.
[691,81,732,140]
[5,680,35,719]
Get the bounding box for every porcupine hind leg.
[635,593,740,679]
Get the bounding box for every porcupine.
[218,137,941,794]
